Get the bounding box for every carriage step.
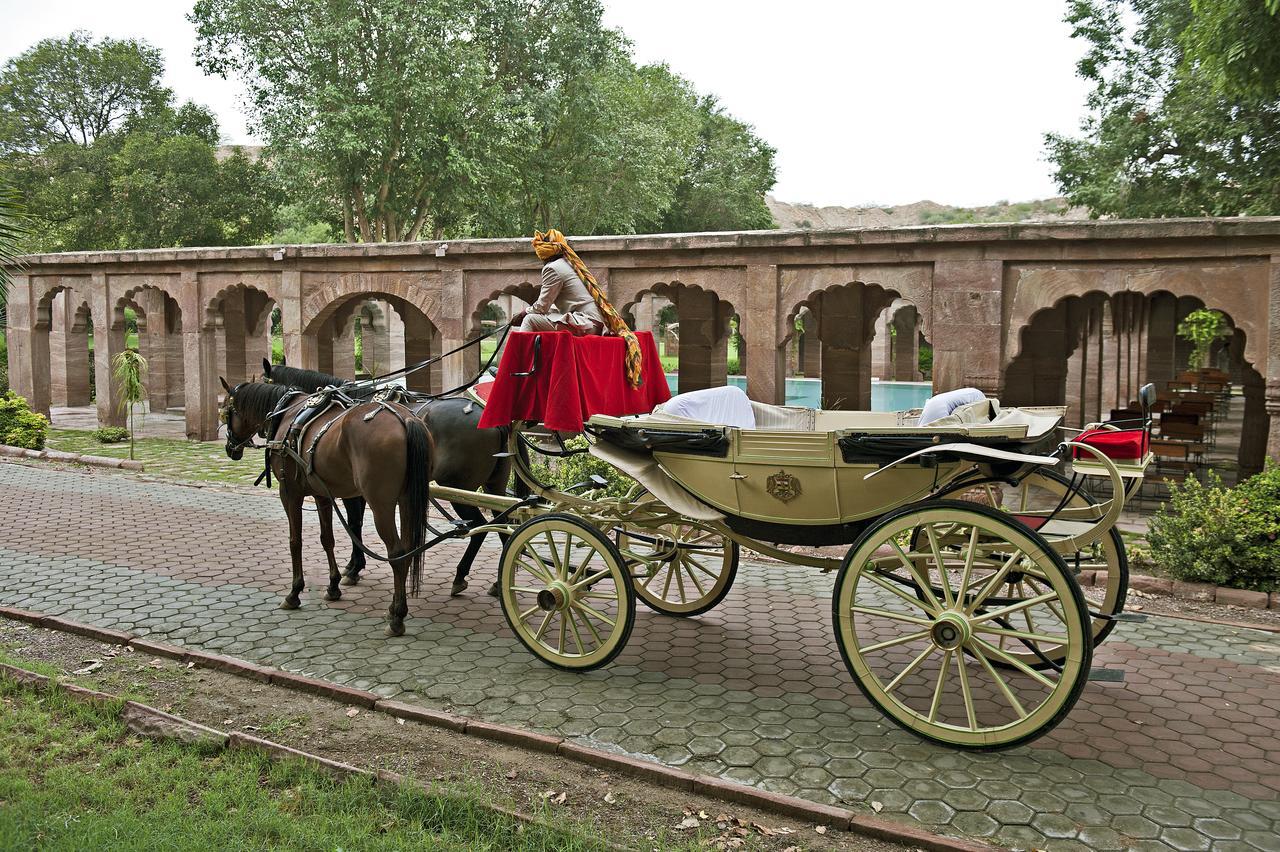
[1088,668,1126,683]
[1111,612,1148,623]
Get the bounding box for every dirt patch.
[0,619,916,852]
[1084,585,1280,631]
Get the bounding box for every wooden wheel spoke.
[518,604,541,622]
[520,550,555,584]
[957,526,979,604]
[859,630,930,654]
[890,539,944,613]
[971,637,1058,689]
[964,552,1020,614]
[928,649,953,723]
[511,585,543,595]
[571,599,617,629]
[884,646,936,694]
[851,605,932,627]
[660,562,676,599]
[571,568,614,592]
[533,610,554,642]
[954,648,977,731]
[970,590,1059,626]
[973,624,1070,646]
[924,524,955,607]
[680,555,707,597]
[674,555,688,601]
[542,531,565,580]
[866,566,937,615]
[557,612,567,653]
[577,605,604,645]
[969,643,1030,718]
[567,610,587,655]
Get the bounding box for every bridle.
[222,383,267,454]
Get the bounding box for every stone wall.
[5,219,1280,463]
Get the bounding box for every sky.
[0,1,1093,208]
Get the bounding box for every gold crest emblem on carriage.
[766,469,801,502]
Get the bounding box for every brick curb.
[1077,571,1280,611]
[0,444,143,471]
[0,609,998,851]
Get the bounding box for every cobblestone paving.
[2,461,1279,851]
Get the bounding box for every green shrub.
[529,436,633,498]
[93,426,130,443]
[1147,465,1280,592]
[0,390,49,449]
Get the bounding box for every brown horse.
[219,379,433,636]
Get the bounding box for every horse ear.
[262,357,272,377]
[220,376,232,393]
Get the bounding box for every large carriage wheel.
[617,495,739,617]
[933,469,1128,663]
[498,513,636,672]
[833,500,1091,750]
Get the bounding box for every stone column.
[1265,256,1280,463]
[1145,293,1177,388]
[91,274,126,428]
[180,270,219,441]
[932,260,1003,395]
[135,289,170,413]
[5,275,43,412]
[333,311,357,378]
[891,306,919,381]
[870,308,891,381]
[819,286,872,410]
[404,310,437,393]
[799,310,820,378]
[220,288,250,386]
[1063,303,1088,428]
[675,286,723,393]
[280,264,314,369]
[242,292,274,380]
[387,306,407,377]
[1239,372,1270,478]
[316,316,336,376]
[439,269,470,391]
[742,265,785,405]
[1082,302,1103,425]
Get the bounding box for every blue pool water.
[663,374,932,411]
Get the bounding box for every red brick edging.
[0,443,144,471]
[0,606,995,852]
[1077,570,1280,612]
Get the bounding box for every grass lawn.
[0,675,599,851]
[44,428,258,487]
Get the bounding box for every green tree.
[652,96,777,233]
[191,0,777,240]
[1,32,278,251]
[1176,307,1232,369]
[1046,0,1280,217]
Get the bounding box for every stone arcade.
[5,218,1279,474]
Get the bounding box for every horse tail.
[402,416,433,596]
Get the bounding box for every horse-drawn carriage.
[224,328,1152,751]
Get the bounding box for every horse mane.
[233,382,296,423]
[267,364,345,392]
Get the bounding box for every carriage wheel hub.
[931,611,971,651]
[537,581,571,612]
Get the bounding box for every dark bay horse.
[262,360,515,597]
[220,379,432,636]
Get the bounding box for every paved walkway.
[2,461,1278,851]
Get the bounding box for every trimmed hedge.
[0,391,50,450]
[1147,464,1280,593]
[93,426,130,444]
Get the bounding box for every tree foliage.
[191,0,776,240]
[1046,0,1280,217]
[0,32,279,252]
[1176,307,1232,369]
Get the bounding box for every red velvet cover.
[1073,427,1148,461]
[477,331,671,432]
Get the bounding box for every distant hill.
[765,196,1089,229]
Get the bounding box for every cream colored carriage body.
[587,401,1067,535]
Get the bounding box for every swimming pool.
[663,375,933,411]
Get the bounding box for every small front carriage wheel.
[833,500,1091,751]
[498,513,636,672]
[618,495,739,617]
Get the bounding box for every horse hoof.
[324,590,342,602]
[450,579,468,597]
[280,598,301,610]
[385,622,405,638]
[487,582,501,598]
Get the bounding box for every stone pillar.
[333,311,358,378]
[871,308,891,381]
[180,270,219,441]
[439,269,469,392]
[280,264,313,369]
[1099,298,1121,418]
[742,265,785,405]
[220,288,249,386]
[1145,293,1177,388]
[799,310,820,378]
[5,275,44,413]
[243,292,274,380]
[932,261,1003,395]
[135,290,169,412]
[404,311,437,393]
[1173,297,1198,374]
[316,316,336,376]
[1239,372,1270,477]
[387,306,407,377]
[1082,302,1103,425]
[891,306,919,381]
[1265,256,1280,464]
[1064,304,1088,428]
[675,286,723,393]
[361,300,392,376]
[819,286,872,410]
[91,274,126,428]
